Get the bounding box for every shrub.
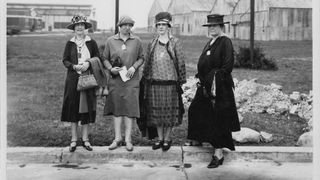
[234,46,278,70]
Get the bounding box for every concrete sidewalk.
[7,146,312,164]
[6,146,313,180]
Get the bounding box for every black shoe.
[69,141,77,152]
[162,140,172,151]
[82,140,93,151]
[152,140,164,150]
[207,155,224,168]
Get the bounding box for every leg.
[69,122,78,152]
[164,127,172,141]
[114,116,123,141]
[81,123,93,151]
[108,116,123,150]
[214,148,224,159]
[157,126,164,141]
[152,126,164,150]
[162,127,173,151]
[71,122,78,142]
[208,148,224,168]
[124,116,134,151]
[81,124,89,141]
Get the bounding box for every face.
[119,24,133,35]
[208,24,222,37]
[74,23,85,35]
[156,23,169,35]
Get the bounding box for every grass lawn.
[7,32,312,147]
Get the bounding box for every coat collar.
[113,33,136,40]
[70,35,91,42]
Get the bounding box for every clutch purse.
[77,73,98,91]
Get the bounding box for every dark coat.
[61,38,100,123]
[187,36,240,149]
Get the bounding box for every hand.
[73,65,82,71]
[126,66,136,79]
[80,62,90,72]
[110,67,122,75]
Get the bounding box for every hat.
[202,14,229,26]
[117,15,135,27]
[155,12,172,27]
[67,14,92,30]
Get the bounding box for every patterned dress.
[146,41,179,127]
[142,36,186,128]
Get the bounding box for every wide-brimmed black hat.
[202,14,229,26]
[67,14,92,30]
[155,12,172,27]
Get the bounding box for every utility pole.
[115,0,119,34]
[250,0,255,66]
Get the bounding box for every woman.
[61,15,101,152]
[187,14,240,168]
[102,16,144,151]
[141,12,186,151]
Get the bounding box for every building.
[211,0,312,40]
[168,0,214,36]
[147,0,214,36]
[7,3,97,32]
[148,0,171,32]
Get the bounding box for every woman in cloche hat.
[187,14,240,168]
[102,15,145,152]
[61,14,101,152]
[140,12,186,152]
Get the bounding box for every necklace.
[75,36,85,58]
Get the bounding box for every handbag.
[77,73,98,91]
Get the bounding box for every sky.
[6,0,155,29]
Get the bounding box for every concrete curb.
[7,146,312,164]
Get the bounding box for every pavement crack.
[59,148,63,163]
[180,146,189,180]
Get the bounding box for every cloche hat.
[155,12,172,27]
[117,15,135,27]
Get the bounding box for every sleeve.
[91,39,101,59]
[141,41,152,78]
[205,37,234,92]
[101,39,113,70]
[132,39,145,70]
[174,38,186,85]
[62,41,74,70]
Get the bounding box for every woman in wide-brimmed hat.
[61,14,103,152]
[102,15,144,151]
[187,14,240,168]
[139,12,186,151]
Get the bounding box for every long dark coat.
[61,38,100,124]
[187,36,240,150]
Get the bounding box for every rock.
[232,127,261,143]
[307,118,313,130]
[270,83,282,90]
[289,91,301,104]
[233,78,239,86]
[289,104,298,114]
[238,113,244,123]
[260,131,273,143]
[296,131,313,147]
